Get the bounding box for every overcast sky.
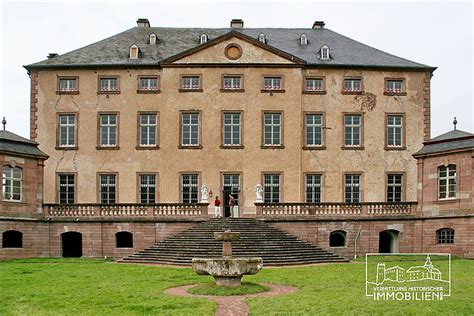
[0,1,472,138]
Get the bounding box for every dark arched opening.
[379,230,400,253]
[115,231,133,248]
[329,230,347,247]
[2,230,23,248]
[61,232,82,257]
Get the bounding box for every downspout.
[354,229,362,259]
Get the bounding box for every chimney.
[312,21,325,29]
[137,18,150,28]
[230,19,244,28]
[47,53,59,59]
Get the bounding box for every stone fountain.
[192,229,263,287]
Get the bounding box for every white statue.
[255,183,263,203]
[200,185,209,203]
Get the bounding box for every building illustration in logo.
[374,255,443,285]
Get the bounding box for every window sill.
[261,89,285,93]
[220,89,245,93]
[96,146,120,150]
[178,145,203,149]
[384,146,407,151]
[136,145,160,150]
[434,198,459,204]
[435,243,455,246]
[341,91,363,95]
[179,89,203,93]
[384,92,407,96]
[220,145,244,149]
[302,91,327,95]
[56,91,79,95]
[302,145,326,150]
[341,146,365,150]
[55,146,78,150]
[97,91,121,94]
[261,145,285,149]
[137,90,161,94]
[1,200,27,205]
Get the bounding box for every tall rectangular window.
[181,76,201,90]
[263,76,282,90]
[99,114,118,147]
[344,174,361,203]
[305,78,324,92]
[386,79,404,94]
[223,113,241,146]
[138,77,159,91]
[222,76,242,90]
[139,174,156,204]
[58,78,78,92]
[181,174,198,203]
[264,113,282,146]
[58,114,76,147]
[387,174,403,202]
[2,166,22,201]
[181,112,200,146]
[387,115,403,147]
[58,174,75,204]
[99,77,119,92]
[343,78,362,92]
[99,174,116,204]
[344,114,361,147]
[263,174,280,203]
[438,165,456,199]
[305,174,322,203]
[139,113,157,147]
[305,114,323,146]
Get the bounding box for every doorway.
[379,230,399,253]
[222,174,240,217]
[61,232,83,257]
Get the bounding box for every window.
[138,77,159,91]
[58,77,78,93]
[2,230,22,248]
[320,45,330,60]
[258,33,266,43]
[436,228,455,244]
[139,113,158,147]
[329,231,346,247]
[222,76,242,90]
[99,174,116,204]
[387,174,403,202]
[58,114,76,148]
[300,34,308,45]
[149,33,157,45]
[304,77,324,92]
[305,114,323,147]
[223,112,241,146]
[344,114,362,147]
[116,232,133,248]
[58,174,75,204]
[343,78,362,92]
[129,44,139,59]
[139,174,156,204]
[181,112,200,147]
[99,114,118,147]
[99,77,119,92]
[180,76,201,91]
[438,165,456,199]
[385,79,405,94]
[263,76,282,91]
[263,174,280,203]
[263,113,282,146]
[305,174,322,203]
[200,33,208,44]
[387,115,404,148]
[345,174,361,203]
[181,174,199,203]
[3,166,22,201]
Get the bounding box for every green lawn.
[0,258,473,315]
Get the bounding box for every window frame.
[320,45,330,60]
[179,172,201,204]
[304,173,323,203]
[221,111,244,149]
[97,75,120,94]
[342,113,364,150]
[261,75,285,93]
[385,113,406,150]
[262,172,283,203]
[56,76,79,95]
[137,172,158,204]
[137,76,161,94]
[303,112,326,150]
[129,44,139,59]
[303,76,326,94]
[386,173,405,203]
[384,78,407,96]
[2,165,22,202]
[97,172,118,204]
[179,111,202,149]
[342,77,363,95]
[56,172,77,204]
[56,113,78,150]
[261,111,284,149]
[179,75,203,92]
[97,112,119,150]
[136,112,159,149]
[438,164,457,200]
[220,74,244,92]
[343,173,362,203]
[436,228,455,244]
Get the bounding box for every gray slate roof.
[413,129,474,157]
[0,130,48,158]
[25,27,434,70]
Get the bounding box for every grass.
[188,282,268,296]
[0,258,473,315]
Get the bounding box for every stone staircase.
[120,218,348,266]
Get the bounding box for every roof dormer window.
[200,33,208,44]
[320,45,330,60]
[300,34,308,45]
[149,33,157,45]
[258,33,266,43]
[129,44,139,59]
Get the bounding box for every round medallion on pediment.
[225,43,243,60]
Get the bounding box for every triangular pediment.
[161,31,304,65]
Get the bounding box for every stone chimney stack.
[230,19,244,28]
[137,18,150,28]
[312,21,325,29]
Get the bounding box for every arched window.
[149,33,157,45]
[3,166,22,201]
[436,228,455,244]
[2,230,23,248]
[438,165,456,199]
[300,34,308,45]
[320,45,330,60]
[258,33,266,43]
[329,230,346,247]
[129,44,139,59]
[200,34,208,44]
[116,231,133,248]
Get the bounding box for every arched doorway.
[61,232,82,257]
[379,230,399,253]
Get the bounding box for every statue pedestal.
[214,276,243,287]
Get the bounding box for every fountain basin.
[192,257,263,287]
